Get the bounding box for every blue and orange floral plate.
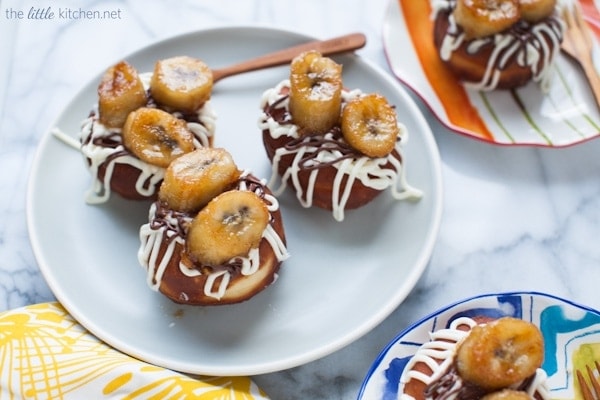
[358,291,600,400]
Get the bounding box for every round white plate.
[383,0,600,147]
[357,291,600,399]
[27,27,443,376]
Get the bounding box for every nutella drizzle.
[91,130,121,148]
[150,202,190,239]
[398,316,551,400]
[138,170,289,300]
[424,364,542,400]
[432,0,565,91]
[79,72,216,204]
[265,94,373,171]
[258,79,423,221]
[149,173,269,273]
[424,365,487,400]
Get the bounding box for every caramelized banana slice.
[122,107,195,168]
[158,147,240,213]
[150,55,213,113]
[187,190,269,266]
[289,50,343,135]
[519,0,556,22]
[98,61,147,128]
[482,389,533,400]
[341,93,399,158]
[456,317,544,390]
[454,0,521,39]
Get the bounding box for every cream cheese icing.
[137,170,289,302]
[431,0,565,91]
[258,79,423,221]
[398,316,551,400]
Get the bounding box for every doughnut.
[258,80,422,222]
[138,149,289,306]
[399,316,550,400]
[431,0,564,90]
[80,58,216,204]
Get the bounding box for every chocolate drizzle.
[424,365,487,400]
[145,91,207,123]
[148,174,271,275]
[440,0,564,73]
[239,173,268,200]
[84,90,208,149]
[264,94,365,171]
[151,202,192,242]
[424,363,540,400]
[285,128,363,170]
[92,131,121,148]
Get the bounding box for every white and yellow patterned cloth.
[0,302,270,399]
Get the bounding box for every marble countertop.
[3,0,600,398]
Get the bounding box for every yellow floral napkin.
[0,302,270,399]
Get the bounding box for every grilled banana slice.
[453,0,521,39]
[122,107,195,168]
[97,61,148,128]
[341,93,399,158]
[150,55,213,113]
[456,317,544,390]
[289,50,343,135]
[186,190,269,266]
[158,147,240,213]
[481,389,533,400]
[519,0,556,22]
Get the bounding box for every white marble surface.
[2,0,600,399]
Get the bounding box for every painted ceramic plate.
[27,27,443,376]
[357,291,600,399]
[383,0,600,147]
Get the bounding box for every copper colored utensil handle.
[211,32,366,82]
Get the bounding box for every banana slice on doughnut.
[455,317,544,390]
[158,147,241,213]
[98,61,148,128]
[150,55,213,113]
[122,107,195,168]
[481,389,534,400]
[341,93,399,158]
[453,0,521,39]
[186,190,270,266]
[519,0,557,22]
[289,50,343,135]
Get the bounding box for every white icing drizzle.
[431,0,565,91]
[258,79,423,222]
[398,316,551,400]
[74,71,216,204]
[137,170,290,301]
[138,206,186,291]
[399,316,476,397]
[80,118,162,204]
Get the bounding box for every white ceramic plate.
[26,27,443,376]
[357,291,600,399]
[383,0,600,147]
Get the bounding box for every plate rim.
[26,25,444,376]
[357,290,600,399]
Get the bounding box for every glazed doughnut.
[431,0,564,90]
[259,80,422,222]
[80,58,216,204]
[399,316,550,400]
[138,149,289,306]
